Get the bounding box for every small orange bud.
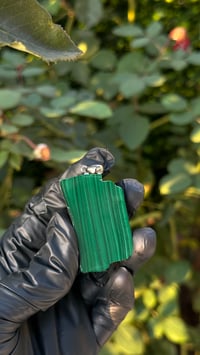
[169,27,187,41]
[168,27,190,51]
[33,143,51,161]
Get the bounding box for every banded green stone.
[60,174,133,273]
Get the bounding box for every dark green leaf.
[113,24,143,37]
[0,0,82,62]
[21,93,42,108]
[191,98,200,116]
[138,102,168,115]
[90,50,117,70]
[146,22,163,38]
[10,113,34,127]
[71,62,90,86]
[0,89,21,109]
[131,37,150,48]
[164,260,191,284]
[117,52,146,73]
[0,151,8,168]
[51,95,76,110]
[0,123,19,135]
[120,75,146,98]
[169,111,195,125]
[120,114,150,150]
[170,59,187,71]
[90,73,118,100]
[75,0,103,28]
[187,51,200,65]
[22,67,46,77]
[9,153,23,170]
[36,85,57,98]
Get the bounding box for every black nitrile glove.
[0,147,156,355]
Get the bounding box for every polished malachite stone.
[60,174,133,273]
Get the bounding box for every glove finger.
[91,267,134,347]
[116,178,144,218]
[61,147,115,179]
[122,227,156,274]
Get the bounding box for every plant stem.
[150,116,169,130]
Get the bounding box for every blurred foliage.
[0,0,200,354]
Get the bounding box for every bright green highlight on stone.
[60,174,133,273]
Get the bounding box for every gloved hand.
[0,147,156,355]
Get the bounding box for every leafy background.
[0,0,200,354]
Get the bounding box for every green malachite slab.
[60,174,133,273]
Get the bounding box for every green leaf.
[131,37,150,48]
[138,102,168,115]
[90,73,118,100]
[0,123,19,135]
[117,52,146,73]
[2,49,26,66]
[40,107,66,118]
[190,125,200,143]
[191,98,200,116]
[164,260,191,284]
[146,22,163,38]
[163,317,189,344]
[114,324,145,354]
[157,299,178,318]
[161,94,188,112]
[71,62,91,86]
[169,111,195,125]
[187,51,200,65]
[113,24,143,37]
[51,148,86,163]
[75,0,103,28]
[120,115,150,150]
[159,172,192,194]
[170,59,187,71]
[142,289,157,309]
[168,158,198,175]
[194,174,200,190]
[36,85,57,98]
[51,95,76,110]
[0,151,8,168]
[90,50,117,70]
[146,339,178,355]
[10,113,34,127]
[120,75,146,97]
[21,93,42,108]
[70,100,112,119]
[22,67,46,77]
[0,89,21,109]
[144,73,166,87]
[158,284,178,304]
[9,153,23,170]
[148,317,164,338]
[0,0,82,62]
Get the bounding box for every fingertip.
[116,179,144,218]
[123,227,156,273]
